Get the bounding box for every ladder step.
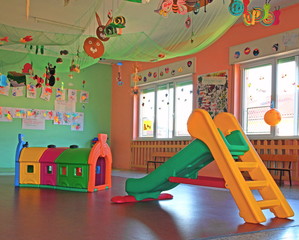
[236,162,258,171]
[246,180,268,189]
[257,199,280,209]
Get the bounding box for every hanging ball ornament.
[264,108,281,126]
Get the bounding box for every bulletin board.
[0,85,89,131]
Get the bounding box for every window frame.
[240,51,299,139]
[136,74,194,141]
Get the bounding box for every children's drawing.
[12,87,24,97]
[80,91,89,103]
[40,86,52,101]
[71,112,84,131]
[56,88,66,101]
[0,86,10,96]
[26,84,36,98]
[68,89,77,102]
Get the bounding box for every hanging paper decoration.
[132,64,140,94]
[55,87,65,101]
[0,36,9,42]
[22,63,34,75]
[116,62,124,86]
[260,11,275,26]
[68,89,77,102]
[0,86,10,96]
[20,36,33,43]
[243,0,250,14]
[0,74,8,87]
[40,86,52,101]
[242,1,278,27]
[60,50,69,55]
[105,16,126,36]
[185,16,191,28]
[229,0,244,16]
[45,63,56,86]
[80,91,89,103]
[272,6,281,25]
[156,0,211,16]
[12,87,24,97]
[56,58,63,63]
[32,75,44,88]
[0,36,9,45]
[26,84,36,98]
[95,12,113,42]
[70,59,80,72]
[83,37,105,59]
[263,0,271,19]
[7,71,26,87]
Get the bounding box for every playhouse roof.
[55,148,91,165]
[19,147,48,163]
[39,148,68,163]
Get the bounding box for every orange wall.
[111,4,299,171]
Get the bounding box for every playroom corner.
[1,1,299,240]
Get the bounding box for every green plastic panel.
[125,139,213,201]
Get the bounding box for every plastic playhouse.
[15,133,112,192]
[112,109,294,224]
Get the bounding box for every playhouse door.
[95,157,105,186]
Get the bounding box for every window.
[241,55,299,137]
[75,167,83,177]
[27,165,34,173]
[138,77,193,139]
[47,165,53,174]
[61,166,67,176]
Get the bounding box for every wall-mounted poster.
[197,70,228,118]
[22,119,45,130]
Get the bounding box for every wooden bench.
[259,154,298,186]
[146,151,177,173]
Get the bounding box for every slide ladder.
[188,109,294,223]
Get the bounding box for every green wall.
[0,62,112,173]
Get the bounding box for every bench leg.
[279,170,283,186]
[288,170,292,186]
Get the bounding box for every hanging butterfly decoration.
[155,0,211,16]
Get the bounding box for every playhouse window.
[241,55,299,137]
[61,166,67,175]
[137,77,193,140]
[47,165,53,174]
[27,165,34,173]
[75,167,83,177]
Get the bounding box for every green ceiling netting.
[0,0,239,73]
